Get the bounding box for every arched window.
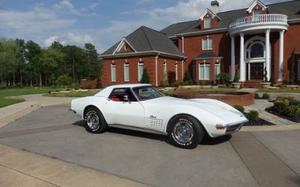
[250,43,264,58]
[246,38,265,59]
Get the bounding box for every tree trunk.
[13,72,15,86]
[72,57,75,84]
[39,74,42,87]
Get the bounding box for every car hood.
[146,96,247,124]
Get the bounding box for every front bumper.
[225,124,244,134]
[212,120,247,137]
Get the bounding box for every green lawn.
[257,88,300,93]
[46,91,97,97]
[0,87,71,108]
[0,98,25,108]
[0,87,68,98]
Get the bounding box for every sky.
[0,0,289,52]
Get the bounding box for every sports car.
[70,84,248,149]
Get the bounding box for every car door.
[105,87,145,127]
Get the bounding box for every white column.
[181,36,185,54]
[265,29,271,81]
[155,56,158,86]
[181,60,184,81]
[230,36,235,81]
[278,30,284,82]
[240,33,245,82]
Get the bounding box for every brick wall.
[101,55,184,87]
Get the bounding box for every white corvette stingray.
[70,84,248,149]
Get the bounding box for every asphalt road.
[0,105,299,187]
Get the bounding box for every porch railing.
[229,14,288,30]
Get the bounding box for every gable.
[113,38,136,54]
[200,8,221,21]
[247,0,267,13]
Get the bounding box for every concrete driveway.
[0,105,299,187]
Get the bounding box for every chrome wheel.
[172,119,194,145]
[86,110,100,131]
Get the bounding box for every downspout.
[181,35,185,54]
[155,55,159,86]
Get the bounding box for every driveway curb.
[241,124,300,132]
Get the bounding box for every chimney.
[211,0,219,14]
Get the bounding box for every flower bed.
[233,105,274,126]
[267,97,300,122]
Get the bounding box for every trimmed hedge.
[271,97,300,121]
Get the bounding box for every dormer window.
[204,17,212,29]
[253,10,261,17]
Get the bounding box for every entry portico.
[229,13,288,83]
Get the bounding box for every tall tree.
[84,43,100,80]
[25,41,42,86]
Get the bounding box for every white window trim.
[138,62,144,82]
[111,64,116,82]
[199,63,210,81]
[204,17,212,29]
[124,63,130,82]
[202,36,213,50]
[215,63,221,79]
[163,62,167,75]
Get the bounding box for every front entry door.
[250,63,264,80]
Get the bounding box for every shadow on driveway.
[72,120,231,147]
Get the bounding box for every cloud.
[52,0,96,16]
[0,6,75,34]
[44,36,66,47]
[44,33,93,47]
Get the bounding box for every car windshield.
[133,86,164,101]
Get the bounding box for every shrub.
[170,81,183,87]
[262,93,270,100]
[246,110,259,121]
[56,74,72,86]
[273,98,289,114]
[234,105,245,113]
[183,71,193,85]
[233,71,239,82]
[286,105,300,119]
[217,73,230,85]
[140,69,150,83]
[286,97,299,106]
[255,93,260,99]
[82,83,92,89]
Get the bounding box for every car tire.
[84,107,107,133]
[168,115,204,149]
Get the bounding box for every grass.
[0,86,72,107]
[46,91,97,97]
[0,87,68,98]
[0,98,25,108]
[257,88,300,93]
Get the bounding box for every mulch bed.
[266,108,300,123]
[244,118,275,126]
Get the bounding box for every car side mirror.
[123,95,130,102]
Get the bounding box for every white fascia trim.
[247,0,267,13]
[288,18,300,24]
[101,50,185,59]
[112,38,136,55]
[200,8,221,21]
[173,28,227,38]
